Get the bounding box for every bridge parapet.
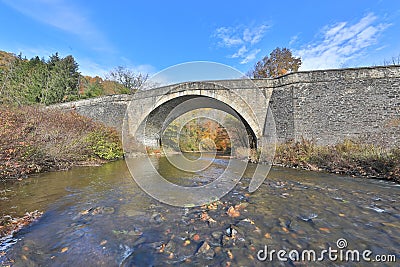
[50,65,400,148]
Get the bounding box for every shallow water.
[0,156,399,266]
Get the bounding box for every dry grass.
[0,105,123,181]
[275,138,400,183]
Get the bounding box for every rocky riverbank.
[0,211,43,244]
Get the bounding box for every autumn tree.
[79,76,105,98]
[105,66,148,94]
[248,47,301,78]
[162,115,231,153]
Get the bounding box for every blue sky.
[1,0,399,77]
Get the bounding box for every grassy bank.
[274,138,400,183]
[0,105,123,182]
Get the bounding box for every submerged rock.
[225,225,237,238]
[151,213,165,224]
[196,241,214,259]
[120,246,155,267]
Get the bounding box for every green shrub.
[85,131,123,160]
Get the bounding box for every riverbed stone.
[196,241,214,259]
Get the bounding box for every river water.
[0,156,399,266]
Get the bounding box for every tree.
[383,54,400,66]
[248,47,301,78]
[43,54,80,104]
[0,52,81,105]
[79,76,105,98]
[105,66,148,94]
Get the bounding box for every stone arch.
[124,81,266,153]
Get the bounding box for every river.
[0,155,399,266]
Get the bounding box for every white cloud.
[77,56,156,78]
[127,64,157,76]
[375,45,388,51]
[214,27,244,47]
[231,46,248,58]
[213,24,269,64]
[295,13,391,70]
[2,0,112,52]
[289,34,299,46]
[243,25,269,45]
[77,58,109,77]
[240,49,261,64]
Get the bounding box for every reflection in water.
[0,157,399,266]
[152,153,227,187]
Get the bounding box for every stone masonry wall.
[51,65,400,148]
[256,66,400,147]
[51,94,133,132]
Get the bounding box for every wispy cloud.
[1,0,112,52]
[289,34,299,46]
[231,46,248,58]
[213,24,269,64]
[78,57,157,77]
[240,49,261,64]
[295,13,391,70]
[77,58,110,77]
[214,27,244,47]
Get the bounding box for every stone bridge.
[53,65,400,150]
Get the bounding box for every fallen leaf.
[282,227,289,233]
[200,212,210,221]
[207,202,218,210]
[208,217,217,224]
[319,227,331,233]
[61,247,68,253]
[339,213,345,217]
[79,210,89,215]
[100,240,107,246]
[193,234,200,242]
[264,233,271,239]
[227,206,240,218]
[234,202,248,210]
[227,250,234,259]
